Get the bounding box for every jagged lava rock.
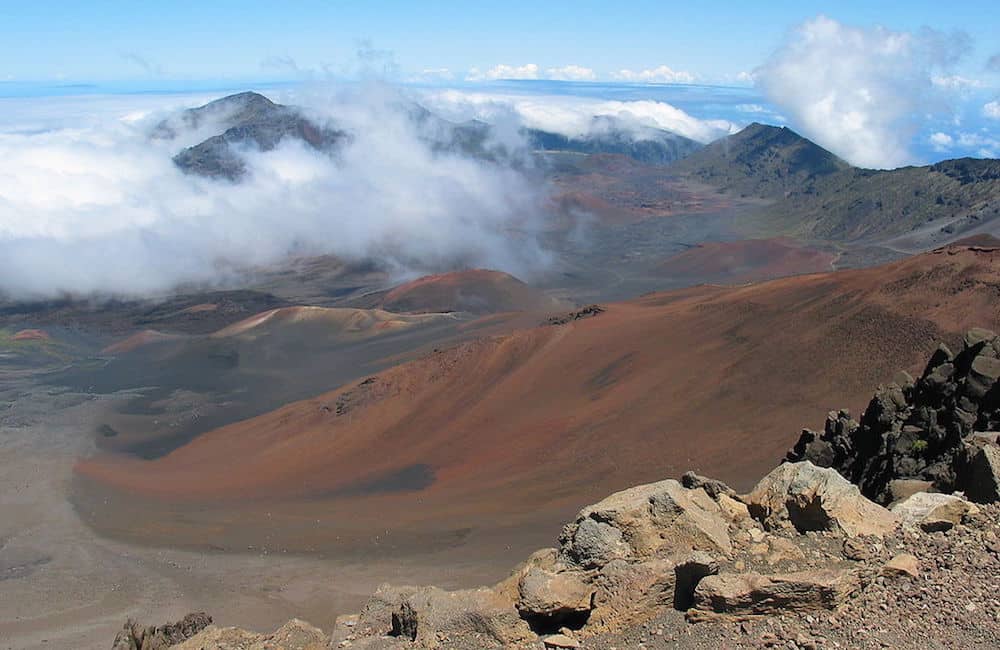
[787,329,1000,504]
[961,441,1000,503]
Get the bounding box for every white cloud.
[735,71,756,84]
[466,63,540,81]
[927,129,999,157]
[420,89,736,143]
[985,101,1000,119]
[611,65,696,84]
[929,131,954,151]
[955,131,999,157]
[0,86,552,299]
[931,74,983,89]
[755,15,972,168]
[545,65,596,82]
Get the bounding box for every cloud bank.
[611,66,696,84]
[546,65,597,82]
[466,64,540,81]
[0,85,551,299]
[420,89,736,144]
[755,15,972,168]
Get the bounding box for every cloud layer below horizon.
[0,86,551,299]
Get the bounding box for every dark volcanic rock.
[787,328,1000,504]
[545,305,605,326]
[164,92,348,180]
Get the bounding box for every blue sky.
[0,4,997,167]
[1,1,998,83]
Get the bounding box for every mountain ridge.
[670,122,1000,247]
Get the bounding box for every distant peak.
[201,91,276,109]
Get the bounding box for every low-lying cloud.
[546,65,597,82]
[0,85,551,299]
[420,89,736,144]
[466,64,540,82]
[611,66,696,84]
[756,15,972,168]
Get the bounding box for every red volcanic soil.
[76,244,1000,554]
[101,329,182,354]
[11,329,50,341]
[380,269,561,315]
[948,233,1000,248]
[658,238,836,284]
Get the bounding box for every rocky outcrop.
[113,468,1000,649]
[329,467,895,646]
[787,329,1000,504]
[745,461,900,537]
[112,613,211,650]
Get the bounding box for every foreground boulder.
[585,557,677,632]
[112,613,211,650]
[139,461,931,648]
[517,567,594,620]
[787,330,1000,504]
[390,586,535,647]
[558,478,733,568]
[745,462,900,537]
[354,584,420,638]
[692,569,860,615]
[889,491,979,532]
